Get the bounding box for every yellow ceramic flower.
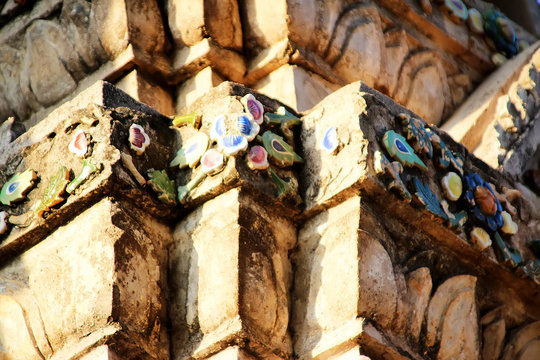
[441,172,462,201]
[470,227,492,250]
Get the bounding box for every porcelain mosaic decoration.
[0,169,38,206]
[68,129,89,157]
[166,94,303,205]
[374,113,533,283]
[36,166,71,218]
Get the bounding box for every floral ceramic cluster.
[372,112,538,284]
[0,128,100,239]
[155,94,303,205]
[419,0,526,65]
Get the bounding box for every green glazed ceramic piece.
[267,167,296,201]
[257,131,303,167]
[426,129,464,175]
[170,132,209,169]
[413,177,447,220]
[382,130,428,171]
[66,159,98,194]
[441,200,468,232]
[373,151,412,202]
[177,172,206,204]
[0,169,38,206]
[148,169,177,206]
[36,166,70,218]
[492,232,522,268]
[399,114,433,158]
[263,106,301,141]
[441,0,468,23]
[172,113,201,129]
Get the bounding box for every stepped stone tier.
[0,0,539,360]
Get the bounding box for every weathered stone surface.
[482,318,506,360]
[0,198,171,358]
[116,69,174,116]
[206,346,259,360]
[78,345,121,360]
[167,0,242,51]
[501,321,540,360]
[406,267,432,341]
[173,38,246,84]
[293,196,364,359]
[255,64,340,112]
[426,275,479,359]
[170,189,295,359]
[175,67,224,112]
[443,42,540,156]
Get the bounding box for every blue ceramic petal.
[211,115,226,141]
[472,173,483,186]
[321,127,339,154]
[495,213,504,227]
[465,190,476,206]
[237,115,253,136]
[219,135,248,156]
[7,182,19,195]
[486,217,497,231]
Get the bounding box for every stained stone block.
[170,188,295,359]
[116,69,175,116]
[255,64,340,112]
[166,0,242,51]
[0,198,171,359]
[175,67,224,112]
[293,196,409,359]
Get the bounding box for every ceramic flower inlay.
[66,159,98,194]
[470,227,492,250]
[218,135,248,156]
[441,0,468,23]
[210,115,227,142]
[237,114,260,141]
[467,8,484,34]
[246,145,269,170]
[68,129,88,157]
[170,132,209,169]
[463,173,504,231]
[0,169,38,206]
[129,124,150,155]
[441,172,462,201]
[172,113,201,129]
[373,151,411,202]
[241,94,264,125]
[201,149,225,175]
[399,114,433,158]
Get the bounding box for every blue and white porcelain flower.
[210,113,259,156]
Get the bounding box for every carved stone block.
[0,198,171,358]
[170,188,295,359]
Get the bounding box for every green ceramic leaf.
[0,169,38,206]
[493,232,522,268]
[66,159,98,194]
[263,106,301,140]
[382,131,428,171]
[399,114,433,158]
[172,113,201,129]
[258,131,303,167]
[177,172,206,205]
[36,166,70,218]
[413,177,447,220]
[148,169,177,205]
[426,129,464,175]
[373,151,411,202]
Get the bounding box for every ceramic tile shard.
[399,113,433,159]
[0,169,38,206]
[36,166,70,218]
[68,129,89,157]
[200,149,225,175]
[470,227,492,250]
[258,130,303,167]
[441,0,469,24]
[373,151,412,202]
[383,130,428,171]
[218,135,248,156]
[170,132,209,169]
[172,112,201,129]
[263,106,301,141]
[147,169,177,205]
[66,159,99,194]
[129,124,150,155]
[426,129,464,175]
[500,211,518,234]
[267,167,299,203]
[241,94,264,125]
[413,177,447,221]
[320,127,340,155]
[492,232,522,268]
[177,172,206,204]
[246,145,269,170]
[441,172,462,201]
[0,211,7,235]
